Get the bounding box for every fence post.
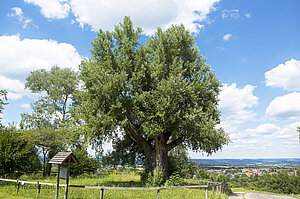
[212,185,215,199]
[157,188,160,199]
[37,181,41,195]
[100,188,104,199]
[205,187,208,199]
[56,165,61,199]
[64,165,70,199]
[16,179,20,193]
[221,183,224,194]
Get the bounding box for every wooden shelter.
[49,152,79,199]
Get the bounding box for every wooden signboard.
[48,152,79,199]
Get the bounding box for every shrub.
[146,168,164,187]
[165,172,183,187]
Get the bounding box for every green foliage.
[0,90,7,122]
[196,169,210,179]
[168,145,198,178]
[102,135,139,168]
[20,65,80,176]
[165,172,183,186]
[21,128,68,150]
[229,172,300,194]
[146,167,164,186]
[77,16,229,179]
[0,126,41,177]
[70,149,99,176]
[22,65,79,128]
[216,174,229,183]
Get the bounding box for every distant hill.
[190,158,300,167]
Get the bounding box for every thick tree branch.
[167,137,184,151]
[164,131,172,141]
[125,120,153,160]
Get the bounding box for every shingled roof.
[48,152,79,165]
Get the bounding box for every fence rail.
[0,178,228,199]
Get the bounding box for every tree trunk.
[42,149,47,177]
[45,148,57,176]
[153,134,169,181]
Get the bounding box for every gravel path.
[229,192,296,199]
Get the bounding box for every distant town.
[192,158,299,179]
[206,168,298,179]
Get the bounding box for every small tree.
[20,128,67,177]
[0,125,41,177]
[78,17,229,180]
[21,66,79,176]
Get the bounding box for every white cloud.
[20,103,31,109]
[272,121,300,139]
[0,75,25,94]
[219,83,258,127]
[232,123,280,141]
[7,7,37,29]
[8,7,24,17]
[255,123,280,133]
[216,46,225,51]
[265,59,300,91]
[215,121,300,159]
[223,33,232,41]
[6,92,23,100]
[266,92,300,120]
[24,0,70,19]
[222,9,240,19]
[245,13,251,18]
[25,0,220,35]
[0,35,81,99]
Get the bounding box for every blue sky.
[0,0,299,159]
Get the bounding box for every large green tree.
[21,66,79,176]
[78,17,229,179]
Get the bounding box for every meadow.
[0,171,229,199]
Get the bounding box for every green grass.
[0,185,228,199]
[0,173,229,199]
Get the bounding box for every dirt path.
[229,192,296,199]
[229,192,245,199]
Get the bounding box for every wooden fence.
[0,178,228,199]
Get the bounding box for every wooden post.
[37,181,41,195]
[100,188,104,199]
[56,165,61,199]
[221,184,223,194]
[205,187,208,199]
[212,185,215,199]
[64,164,70,199]
[16,179,20,193]
[157,188,160,199]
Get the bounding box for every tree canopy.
[77,17,229,179]
[0,125,41,177]
[22,65,79,127]
[20,65,79,176]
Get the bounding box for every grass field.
[0,173,229,199]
